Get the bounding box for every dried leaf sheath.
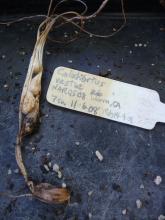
[16,17,70,204]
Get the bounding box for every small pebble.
[47,152,50,156]
[95,150,103,161]
[2,54,6,59]
[75,141,80,146]
[158,80,162,84]
[89,34,93,38]
[3,84,8,88]
[158,215,165,220]
[68,60,73,63]
[62,182,67,188]
[96,65,100,68]
[107,68,112,74]
[53,164,60,172]
[151,63,155,66]
[129,50,132,54]
[113,28,116,32]
[154,176,162,185]
[88,213,92,219]
[64,32,68,38]
[48,162,52,168]
[136,199,142,209]
[122,209,127,215]
[140,184,144,189]
[44,164,49,172]
[19,51,26,56]
[57,171,62,179]
[134,43,138,47]
[88,191,93,196]
[139,43,143,47]
[143,44,147,47]
[8,169,12,175]
[14,169,19,174]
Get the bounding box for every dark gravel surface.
[0,14,165,220]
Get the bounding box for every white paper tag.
[46,67,165,130]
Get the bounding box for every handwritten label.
[47,67,163,130]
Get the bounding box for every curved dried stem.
[0,0,126,205]
[16,12,77,204]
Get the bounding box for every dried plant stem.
[16,15,73,203]
[0,0,127,205]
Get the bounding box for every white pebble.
[48,162,52,168]
[139,43,143,47]
[151,63,155,66]
[143,44,147,47]
[19,51,26,56]
[88,213,92,219]
[3,84,8,88]
[62,182,67,188]
[136,199,142,209]
[158,80,162,84]
[64,32,68,38]
[53,164,60,172]
[134,43,138,47]
[140,184,144,189]
[96,65,100,68]
[129,50,132,54]
[90,34,93,38]
[122,209,127,215]
[68,60,73,63]
[75,141,80,146]
[14,169,19,174]
[154,176,162,185]
[2,54,6,59]
[158,215,165,220]
[8,169,12,175]
[57,171,62,179]
[88,191,93,196]
[44,164,49,172]
[95,150,103,161]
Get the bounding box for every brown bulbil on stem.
[33,183,70,204]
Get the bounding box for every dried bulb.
[33,183,70,204]
[30,72,42,96]
[22,104,39,135]
[22,91,36,114]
